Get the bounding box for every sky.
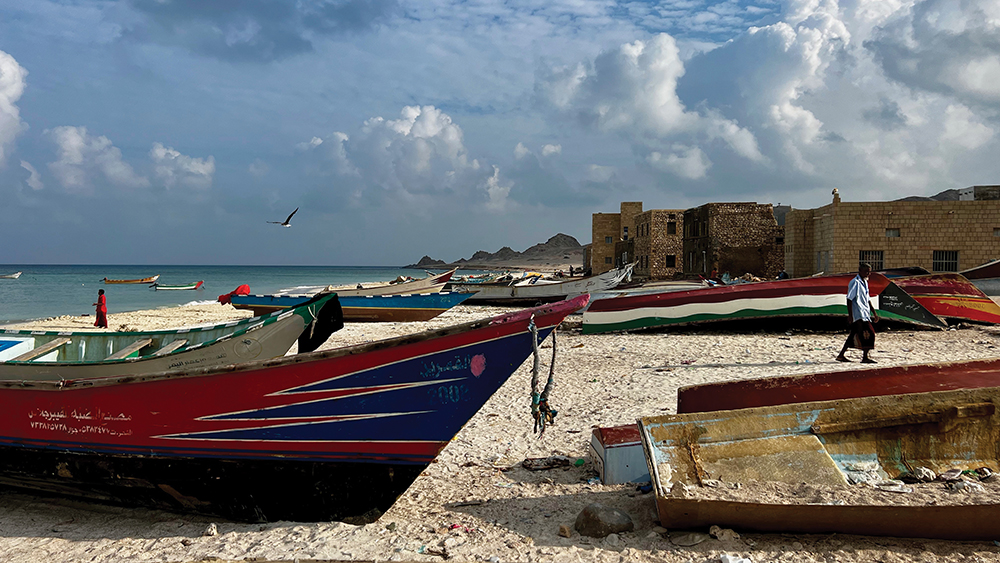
[1,0,998,266]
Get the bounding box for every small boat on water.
[454,264,634,305]
[639,386,1000,540]
[152,281,204,291]
[678,355,1000,414]
[0,295,586,522]
[0,293,342,380]
[0,272,21,279]
[231,291,474,322]
[582,273,946,333]
[892,272,1000,324]
[103,275,160,284]
[960,259,1000,296]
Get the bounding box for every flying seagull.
[268,207,298,227]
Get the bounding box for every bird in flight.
[268,207,298,227]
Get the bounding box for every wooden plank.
[106,338,153,360]
[151,339,187,357]
[12,337,71,362]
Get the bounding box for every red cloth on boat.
[218,284,250,305]
[94,294,108,328]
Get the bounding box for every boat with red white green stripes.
[581,273,945,334]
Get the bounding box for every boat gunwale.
[0,293,338,367]
[0,295,587,390]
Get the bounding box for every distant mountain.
[896,189,961,202]
[404,234,584,270]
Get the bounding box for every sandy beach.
[3,300,1000,563]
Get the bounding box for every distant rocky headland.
[404,233,584,271]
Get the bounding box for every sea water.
[0,265,476,324]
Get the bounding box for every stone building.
[682,202,785,279]
[590,202,684,279]
[784,188,1000,277]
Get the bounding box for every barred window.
[932,250,959,272]
[605,236,613,244]
[859,250,884,271]
[886,228,900,238]
[604,257,612,264]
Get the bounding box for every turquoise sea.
[0,265,479,324]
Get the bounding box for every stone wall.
[591,212,621,274]
[632,209,684,279]
[683,203,785,278]
[786,196,1000,275]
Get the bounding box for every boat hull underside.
[0,445,426,523]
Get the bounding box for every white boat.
[456,263,634,305]
[0,272,21,279]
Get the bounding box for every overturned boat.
[0,295,587,522]
[230,291,474,322]
[639,386,1000,540]
[583,273,945,333]
[893,272,1000,324]
[455,264,633,306]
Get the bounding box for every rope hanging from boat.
[528,315,558,436]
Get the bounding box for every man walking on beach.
[836,263,878,363]
[93,289,108,329]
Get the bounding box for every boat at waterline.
[281,268,457,298]
[0,272,21,279]
[582,273,946,333]
[152,281,204,291]
[960,259,1000,296]
[231,291,475,322]
[678,355,1000,414]
[103,275,160,284]
[640,386,1000,540]
[0,295,587,522]
[455,264,634,305]
[0,293,342,381]
[892,273,1000,324]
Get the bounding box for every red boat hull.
[893,273,1000,324]
[0,296,587,521]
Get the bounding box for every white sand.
[3,302,1000,562]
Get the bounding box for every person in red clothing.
[93,289,108,328]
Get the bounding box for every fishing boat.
[152,281,204,291]
[282,268,457,298]
[0,271,21,279]
[0,293,342,381]
[582,273,946,334]
[0,295,587,522]
[639,386,1000,540]
[960,259,1000,296]
[103,275,160,284]
[678,356,1000,414]
[455,264,634,305]
[231,291,474,322]
[892,272,1000,324]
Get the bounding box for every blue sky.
[1,0,998,265]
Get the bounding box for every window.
[859,250,884,271]
[886,228,900,238]
[994,228,1000,237]
[605,236,613,244]
[605,257,612,264]
[775,237,784,245]
[932,250,959,272]
[667,221,676,235]
[665,255,676,268]
[669,214,676,219]
[700,222,707,236]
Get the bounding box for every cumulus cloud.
[249,159,269,177]
[150,142,215,190]
[647,146,711,179]
[537,34,763,178]
[19,160,43,190]
[481,165,511,210]
[296,136,324,151]
[0,50,27,167]
[866,0,1000,107]
[47,126,150,193]
[541,144,561,156]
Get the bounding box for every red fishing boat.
[0,295,587,523]
[678,356,1000,414]
[892,273,1000,324]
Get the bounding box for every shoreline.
[1,303,999,562]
